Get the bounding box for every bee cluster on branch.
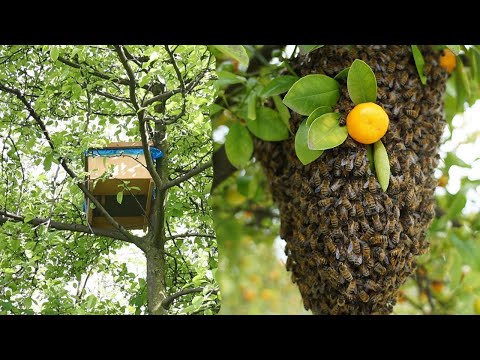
[254,45,448,315]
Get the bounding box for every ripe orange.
[439,49,456,73]
[346,102,389,144]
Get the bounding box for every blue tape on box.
[85,147,163,160]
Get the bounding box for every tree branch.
[165,232,216,241]
[0,210,142,247]
[161,160,212,191]
[113,45,163,190]
[162,287,219,310]
[93,89,131,103]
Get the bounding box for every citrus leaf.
[373,140,390,192]
[225,123,253,169]
[246,107,289,141]
[260,75,299,98]
[214,70,246,89]
[411,45,427,85]
[299,45,323,55]
[306,106,331,126]
[212,45,249,67]
[347,59,377,104]
[295,120,323,165]
[272,95,291,131]
[283,74,340,115]
[116,191,124,204]
[334,67,350,81]
[366,144,375,172]
[308,112,348,150]
[446,45,461,56]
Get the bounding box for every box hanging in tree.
[84,142,163,230]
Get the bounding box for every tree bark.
[145,244,167,315]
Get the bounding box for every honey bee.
[384,73,395,88]
[365,279,379,291]
[393,143,406,152]
[354,149,365,168]
[389,154,401,174]
[348,221,359,236]
[329,210,339,228]
[384,197,394,216]
[384,216,397,234]
[371,213,382,232]
[324,236,337,254]
[337,295,346,307]
[355,202,365,217]
[413,164,422,179]
[405,188,416,207]
[359,290,370,303]
[345,280,357,299]
[366,175,379,193]
[338,114,346,126]
[377,87,386,99]
[354,163,368,177]
[374,262,387,275]
[313,253,327,266]
[389,176,401,194]
[320,179,330,197]
[359,264,370,277]
[403,88,416,100]
[339,262,353,282]
[405,130,414,144]
[371,234,388,247]
[351,237,361,255]
[302,182,313,196]
[387,61,396,73]
[326,266,340,286]
[318,163,330,177]
[318,197,335,208]
[341,196,353,213]
[334,157,342,176]
[362,243,371,260]
[365,193,376,213]
[318,222,328,235]
[405,108,419,118]
[330,179,343,192]
[374,247,388,264]
[331,304,340,315]
[390,247,402,258]
[339,206,348,221]
[399,71,409,86]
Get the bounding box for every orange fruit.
[439,49,456,73]
[346,102,389,144]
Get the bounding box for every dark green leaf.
[308,112,348,150]
[411,45,427,85]
[347,59,377,104]
[306,106,331,127]
[214,71,246,89]
[366,144,375,172]
[295,120,323,165]
[225,123,253,169]
[373,140,390,192]
[444,193,467,222]
[260,76,298,98]
[213,45,249,66]
[50,47,59,62]
[334,67,350,81]
[283,74,340,115]
[272,95,291,131]
[247,94,256,120]
[246,107,289,141]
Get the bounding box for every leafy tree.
[0,45,219,315]
[212,45,480,314]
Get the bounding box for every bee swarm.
[254,45,448,315]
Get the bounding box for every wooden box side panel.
[87,155,151,180]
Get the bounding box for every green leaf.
[214,71,246,89]
[411,45,427,85]
[260,76,299,98]
[247,93,256,120]
[444,193,467,221]
[283,74,340,115]
[50,47,59,62]
[272,95,291,131]
[366,144,375,172]
[295,120,323,165]
[116,191,124,204]
[347,59,377,104]
[373,140,390,192]
[23,297,33,309]
[85,294,97,309]
[213,45,249,67]
[306,106,331,127]
[225,123,253,169]
[307,112,348,150]
[334,67,350,81]
[446,45,461,56]
[23,214,34,223]
[246,107,289,141]
[299,45,323,55]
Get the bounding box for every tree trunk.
[254,45,448,314]
[145,244,167,315]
